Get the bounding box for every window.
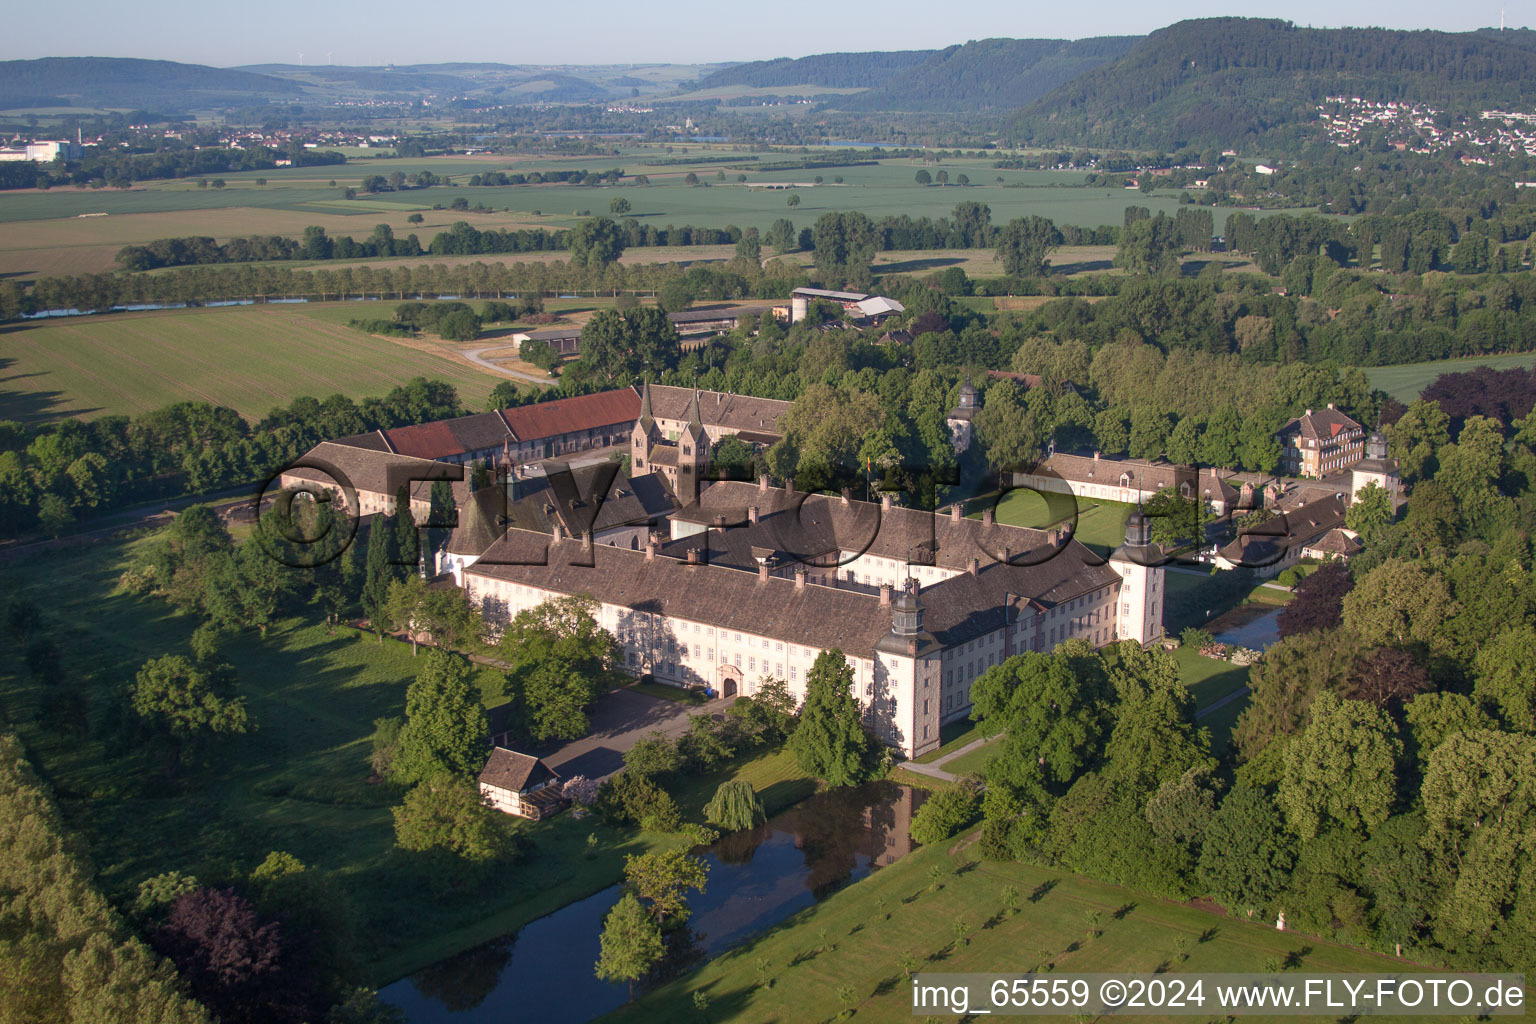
[762,638,769,649]
[734,654,742,667]
[923,699,929,714]
[734,633,742,643]
[790,667,797,680]
[775,642,783,652]
[749,657,756,671]
[707,647,714,660]
[776,662,783,675]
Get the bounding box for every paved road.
[461,345,554,386]
[537,687,736,781]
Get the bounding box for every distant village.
[1316,96,1536,158]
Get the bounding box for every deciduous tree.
[788,649,876,787]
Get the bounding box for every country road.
[461,345,554,386]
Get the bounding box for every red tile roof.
[500,390,640,442]
[383,420,463,459]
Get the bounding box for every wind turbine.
[327,50,333,65]
[298,51,305,66]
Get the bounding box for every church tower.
[1109,511,1165,646]
[946,376,978,454]
[678,389,709,504]
[631,380,657,476]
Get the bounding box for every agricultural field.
[0,149,1311,278]
[603,823,1435,1024]
[0,302,504,423]
[1366,349,1536,403]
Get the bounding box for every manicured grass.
[940,735,1005,778]
[980,488,1136,556]
[911,718,991,764]
[0,529,818,987]
[602,829,1433,1024]
[629,681,706,705]
[1171,644,1252,711]
[0,302,502,422]
[1366,350,1536,403]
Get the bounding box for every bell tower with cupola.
[1109,510,1165,646]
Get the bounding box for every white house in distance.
[478,747,565,819]
[788,287,905,324]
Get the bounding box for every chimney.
[748,505,760,524]
[758,563,770,582]
[881,493,892,511]
[1002,544,1011,564]
[879,584,892,606]
[794,566,807,588]
[686,547,699,564]
[714,514,727,533]
[581,530,592,550]
[785,478,795,495]
[950,504,962,522]
[967,557,979,576]
[1305,408,1313,417]
[644,539,656,561]
[1327,403,1335,410]
[551,521,564,542]
[759,474,769,492]
[1093,451,1100,461]
[982,508,994,527]
[840,487,851,505]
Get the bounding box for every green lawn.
[911,718,992,764]
[602,829,1434,1024]
[0,302,502,422]
[978,489,1136,556]
[1366,350,1536,403]
[0,529,817,987]
[940,734,1006,778]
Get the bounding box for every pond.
[1210,604,1283,650]
[382,781,926,1023]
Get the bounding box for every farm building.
[479,748,565,819]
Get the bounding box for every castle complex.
[285,382,1168,758]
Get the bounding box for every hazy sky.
[4,0,1528,67]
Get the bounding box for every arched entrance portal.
[719,670,740,698]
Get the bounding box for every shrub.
[909,786,980,846]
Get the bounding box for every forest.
[968,366,1536,975]
[1013,19,1536,148]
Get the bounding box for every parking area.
[539,686,736,781]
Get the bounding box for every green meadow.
[1366,350,1536,402]
[602,827,1436,1024]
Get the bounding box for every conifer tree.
[360,520,393,640]
[392,486,418,575]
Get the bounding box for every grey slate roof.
[468,529,898,658]
[645,385,791,436]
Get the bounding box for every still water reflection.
[383,781,925,1023]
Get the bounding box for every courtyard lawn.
[979,489,1136,556]
[0,302,503,422]
[0,530,815,987]
[602,830,1435,1024]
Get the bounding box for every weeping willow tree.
[703,779,766,832]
